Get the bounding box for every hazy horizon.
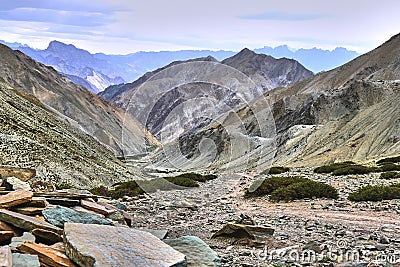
[1,0,399,54]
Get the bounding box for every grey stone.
[0,245,11,267]
[10,232,35,250]
[3,177,31,191]
[64,223,187,267]
[12,253,40,267]
[42,206,112,228]
[164,236,221,267]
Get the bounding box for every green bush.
[89,185,109,196]
[246,176,309,197]
[377,156,400,165]
[313,162,355,173]
[331,165,373,176]
[348,184,400,201]
[261,166,291,175]
[164,176,199,187]
[173,172,217,182]
[108,181,145,199]
[378,163,400,172]
[380,171,400,180]
[270,180,338,202]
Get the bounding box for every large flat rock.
[0,209,62,234]
[0,190,33,208]
[42,206,112,228]
[164,236,221,267]
[64,223,187,267]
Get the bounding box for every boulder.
[164,236,221,267]
[0,190,33,208]
[0,245,11,267]
[16,242,75,267]
[211,223,274,239]
[0,209,62,234]
[10,206,45,216]
[63,223,187,267]
[12,253,40,267]
[2,177,31,191]
[42,206,112,228]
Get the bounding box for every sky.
[1,0,400,55]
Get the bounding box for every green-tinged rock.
[164,236,221,267]
[10,232,35,250]
[12,253,40,267]
[0,209,62,235]
[42,206,112,228]
[63,223,187,267]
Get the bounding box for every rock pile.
[0,174,220,266]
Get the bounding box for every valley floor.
[127,169,400,266]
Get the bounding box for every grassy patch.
[246,176,309,197]
[380,171,400,180]
[313,162,356,173]
[270,180,338,202]
[96,172,214,199]
[379,163,400,172]
[377,156,400,165]
[331,165,372,176]
[261,166,290,175]
[348,184,400,201]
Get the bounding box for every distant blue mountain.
[0,40,359,92]
[254,45,359,73]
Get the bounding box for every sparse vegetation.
[313,162,356,173]
[246,176,337,201]
[380,171,400,180]
[379,163,400,172]
[261,166,290,175]
[246,176,309,196]
[331,165,372,176]
[92,172,214,199]
[377,156,400,165]
[270,180,338,202]
[348,184,400,201]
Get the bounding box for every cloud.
[240,11,325,21]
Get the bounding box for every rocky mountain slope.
[147,34,400,171]
[0,44,158,157]
[99,50,313,145]
[0,85,136,187]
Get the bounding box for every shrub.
[173,172,217,182]
[331,165,373,176]
[246,176,309,197]
[108,181,145,199]
[378,163,400,172]
[261,166,291,175]
[380,171,400,180]
[313,162,355,173]
[377,156,400,165]
[89,185,109,196]
[270,180,338,202]
[348,184,400,201]
[164,176,199,187]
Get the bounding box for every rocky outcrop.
[0,43,158,157]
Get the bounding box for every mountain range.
[1,40,359,93]
[146,33,400,171]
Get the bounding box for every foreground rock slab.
[0,209,62,234]
[12,253,40,267]
[164,236,221,267]
[42,206,112,228]
[0,245,12,267]
[64,223,187,267]
[0,190,33,208]
[17,242,75,267]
